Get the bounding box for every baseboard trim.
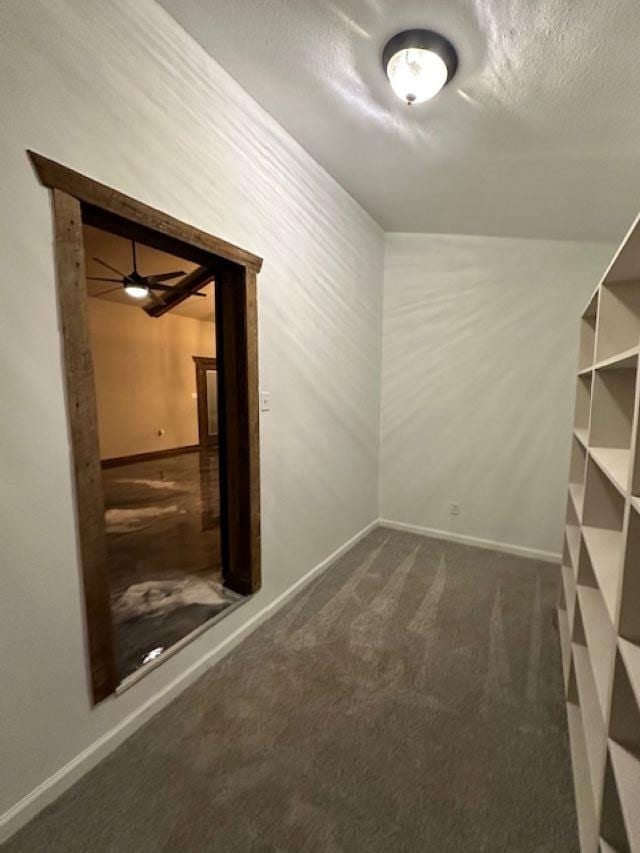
[101,445,200,468]
[0,519,378,844]
[378,519,561,564]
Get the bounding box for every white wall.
[380,233,613,558]
[0,0,383,835]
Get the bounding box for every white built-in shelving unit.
[560,215,640,853]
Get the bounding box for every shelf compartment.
[609,646,640,756]
[619,505,640,644]
[601,751,632,853]
[582,457,625,622]
[571,643,607,824]
[594,347,640,372]
[607,651,640,850]
[562,562,577,628]
[574,373,593,436]
[608,741,640,850]
[570,430,587,473]
[567,685,599,852]
[575,427,589,448]
[558,605,572,690]
[596,280,640,362]
[573,594,587,646]
[569,483,585,522]
[589,356,637,494]
[572,644,608,807]
[579,291,598,370]
[569,435,587,515]
[589,447,631,496]
[619,639,640,713]
[581,527,623,625]
[634,409,640,498]
[564,524,581,574]
[577,585,616,720]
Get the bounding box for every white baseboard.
[0,519,378,844]
[378,518,561,564]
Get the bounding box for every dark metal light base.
[382,29,459,90]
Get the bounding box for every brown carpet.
[3,528,578,852]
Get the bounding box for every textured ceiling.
[157,0,640,242]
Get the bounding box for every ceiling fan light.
[124,283,150,299]
[382,30,458,106]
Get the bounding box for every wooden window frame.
[29,151,262,704]
[193,356,219,448]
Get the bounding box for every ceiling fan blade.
[86,276,122,283]
[92,286,122,298]
[144,281,175,292]
[146,281,208,297]
[147,271,187,282]
[92,257,129,279]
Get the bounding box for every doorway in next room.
[84,224,240,682]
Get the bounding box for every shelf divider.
[581,526,623,624]
[608,741,640,851]
[589,447,630,496]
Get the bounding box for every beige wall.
[87,298,215,459]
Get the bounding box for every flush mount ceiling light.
[382,29,458,106]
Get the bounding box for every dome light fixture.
[124,282,150,299]
[382,29,458,106]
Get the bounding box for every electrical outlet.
[450,501,460,516]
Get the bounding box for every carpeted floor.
[4,528,578,852]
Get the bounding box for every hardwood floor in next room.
[103,449,239,681]
[4,528,578,852]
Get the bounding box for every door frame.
[29,151,262,704]
[193,356,219,448]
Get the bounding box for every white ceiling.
[157,0,640,242]
[83,225,215,321]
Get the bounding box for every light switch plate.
[260,391,271,412]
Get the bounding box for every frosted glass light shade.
[124,283,150,299]
[386,48,448,104]
[382,30,458,106]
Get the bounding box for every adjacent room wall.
[88,298,214,459]
[379,233,614,558]
[0,0,383,836]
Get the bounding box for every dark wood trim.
[81,204,233,276]
[101,445,200,469]
[192,357,218,369]
[51,189,119,703]
[216,265,261,595]
[35,154,262,702]
[214,283,230,583]
[244,268,262,594]
[28,151,263,272]
[192,357,219,449]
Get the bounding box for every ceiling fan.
[86,239,207,304]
